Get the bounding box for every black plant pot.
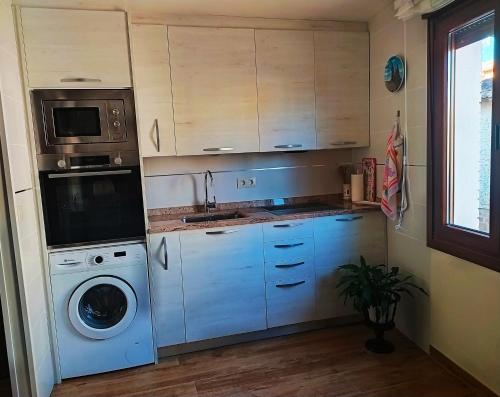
[364,319,395,354]
[363,304,397,354]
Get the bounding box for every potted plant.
[336,256,427,354]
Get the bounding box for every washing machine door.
[68,276,137,340]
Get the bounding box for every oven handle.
[48,170,132,179]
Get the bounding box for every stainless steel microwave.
[31,89,138,155]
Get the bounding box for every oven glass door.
[40,167,145,247]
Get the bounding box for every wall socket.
[237,177,257,189]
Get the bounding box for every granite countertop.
[148,194,381,234]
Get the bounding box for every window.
[428,0,500,272]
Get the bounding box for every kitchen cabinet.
[130,24,177,157]
[19,8,131,88]
[314,213,385,320]
[180,224,266,342]
[263,219,316,327]
[255,30,316,151]
[149,232,186,347]
[168,26,259,155]
[314,31,369,149]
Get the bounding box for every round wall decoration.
[384,55,405,93]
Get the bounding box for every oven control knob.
[93,255,104,265]
[113,121,121,128]
[57,159,66,169]
[112,108,120,116]
[114,156,122,166]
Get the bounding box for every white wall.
[0,1,55,396]
[359,3,500,395]
[143,150,352,208]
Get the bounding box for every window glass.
[447,13,495,234]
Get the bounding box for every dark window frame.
[427,0,500,272]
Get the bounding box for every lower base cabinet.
[180,224,267,342]
[149,212,385,347]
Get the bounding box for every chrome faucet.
[204,170,216,213]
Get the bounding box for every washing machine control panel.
[49,243,147,275]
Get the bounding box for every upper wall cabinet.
[314,31,369,149]
[255,30,316,152]
[168,27,259,156]
[19,8,131,88]
[130,24,176,157]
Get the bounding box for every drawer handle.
[273,223,303,228]
[275,280,306,288]
[162,236,168,270]
[56,261,82,267]
[274,243,304,249]
[335,216,363,222]
[330,141,357,146]
[60,77,102,83]
[275,261,305,269]
[274,144,303,149]
[205,229,239,235]
[203,147,235,152]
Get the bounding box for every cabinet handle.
[335,216,363,222]
[275,261,305,269]
[274,243,304,249]
[273,223,303,228]
[331,141,357,146]
[154,119,160,152]
[205,229,239,235]
[275,280,306,288]
[60,77,102,83]
[203,147,235,152]
[274,144,303,149]
[162,236,168,270]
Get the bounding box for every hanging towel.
[381,123,400,220]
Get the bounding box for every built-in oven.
[39,154,145,249]
[31,89,138,158]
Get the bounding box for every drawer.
[265,257,314,282]
[180,223,263,260]
[266,277,316,328]
[264,237,314,264]
[262,218,313,242]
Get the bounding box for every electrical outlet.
[237,177,257,189]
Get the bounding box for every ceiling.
[13,0,392,21]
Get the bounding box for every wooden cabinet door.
[314,213,385,320]
[149,232,186,347]
[168,27,259,155]
[180,224,266,342]
[255,30,316,151]
[19,8,131,88]
[314,31,369,149]
[130,24,176,157]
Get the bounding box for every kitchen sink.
[181,212,246,223]
[261,202,342,216]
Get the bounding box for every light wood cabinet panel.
[168,27,259,155]
[180,224,266,342]
[149,232,186,347]
[255,30,316,151]
[314,213,385,320]
[314,31,369,149]
[266,277,316,328]
[19,8,131,88]
[130,24,176,157]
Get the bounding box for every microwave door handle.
[48,170,132,179]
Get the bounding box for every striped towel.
[381,123,400,220]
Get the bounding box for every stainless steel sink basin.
[181,212,246,223]
[261,202,342,216]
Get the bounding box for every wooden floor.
[52,325,482,397]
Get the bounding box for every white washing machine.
[49,242,154,379]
